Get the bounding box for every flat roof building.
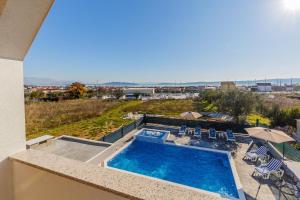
[256,83,272,92]
[220,81,236,90]
[123,87,155,95]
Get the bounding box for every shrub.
[266,105,300,128]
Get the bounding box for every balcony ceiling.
[0,0,54,61]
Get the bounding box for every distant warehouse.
[257,83,272,92]
[123,88,155,99]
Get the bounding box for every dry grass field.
[124,99,195,116]
[25,99,118,139]
[29,100,142,140]
[25,99,202,140]
[26,98,255,140]
[263,93,300,109]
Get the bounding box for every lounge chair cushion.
[254,158,283,179]
[255,166,271,174]
[246,152,258,159]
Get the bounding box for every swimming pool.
[107,139,242,199]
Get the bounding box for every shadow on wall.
[0,158,13,200]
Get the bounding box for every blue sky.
[24,0,300,83]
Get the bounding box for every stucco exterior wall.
[0,58,26,200]
[12,161,129,200]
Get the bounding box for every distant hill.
[134,78,300,87]
[25,77,300,87]
[101,82,139,87]
[24,77,73,86]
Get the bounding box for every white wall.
[12,161,128,200]
[0,58,26,200]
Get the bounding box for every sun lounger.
[225,129,235,141]
[209,128,217,140]
[244,146,268,162]
[194,127,201,138]
[178,125,187,136]
[253,158,284,179]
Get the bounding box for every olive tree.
[217,90,257,123]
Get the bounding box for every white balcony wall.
[12,161,129,200]
[0,58,26,200]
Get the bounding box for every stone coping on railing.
[10,149,223,200]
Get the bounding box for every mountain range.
[24,77,300,87]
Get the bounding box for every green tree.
[66,82,87,99]
[30,90,44,100]
[217,90,257,123]
[199,90,222,104]
[112,88,124,99]
[133,92,141,99]
[45,92,64,101]
[269,105,288,127]
[85,89,97,98]
[268,106,300,127]
[256,101,269,116]
[97,87,108,98]
[288,108,300,127]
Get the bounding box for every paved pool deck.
[96,125,297,200]
[165,131,298,200]
[33,136,111,162]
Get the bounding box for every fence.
[99,117,144,143]
[144,115,250,133]
[272,142,300,162]
[99,115,252,143]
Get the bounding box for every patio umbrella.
[245,127,295,158]
[180,112,202,120]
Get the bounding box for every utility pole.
[264,78,267,93]
[96,80,99,99]
[280,79,282,86]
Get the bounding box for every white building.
[123,87,155,99]
[256,83,272,92]
[286,85,294,92]
[156,93,198,100]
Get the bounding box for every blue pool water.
[107,140,239,199]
